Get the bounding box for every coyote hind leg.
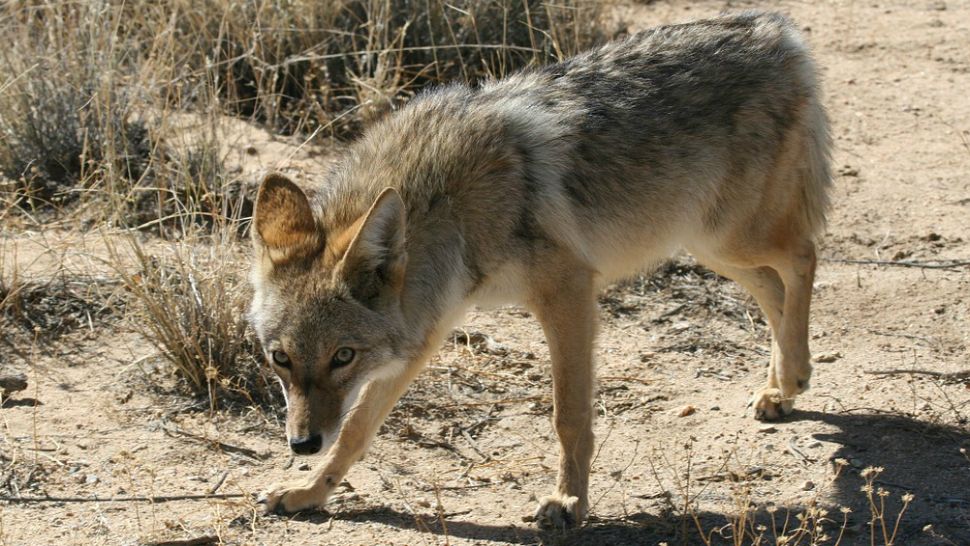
[698,239,816,420]
[763,239,817,417]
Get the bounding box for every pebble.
[814,351,842,363]
[758,424,777,434]
[671,321,691,332]
[298,463,311,471]
[85,474,99,485]
[802,480,815,491]
[678,405,697,417]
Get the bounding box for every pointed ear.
[252,174,323,264]
[339,188,407,302]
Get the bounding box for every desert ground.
[1,0,969,545]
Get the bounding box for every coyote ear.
[253,174,323,264]
[339,188,407,302]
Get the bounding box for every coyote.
[249,11,830,527]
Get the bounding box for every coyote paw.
[257,480,329,514]
[751,387,795,421]
[535,494,586,529]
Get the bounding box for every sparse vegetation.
[125,0,605,136]
[0,2,148,210]
[0,0,605,224]
[107,231,277,411]
[1,1,968,545]
[1,0,606,409]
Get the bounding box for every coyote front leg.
[529,264,597,528]
[259,373,414,513]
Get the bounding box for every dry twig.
[0,493,246,504]
[865,369,970,380]
[827,258,970,270]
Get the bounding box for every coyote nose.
[289,434,323,455]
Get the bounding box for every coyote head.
[248,174,408,455]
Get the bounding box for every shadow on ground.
[260,410,969,545]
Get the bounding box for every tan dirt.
[2,0,969,544]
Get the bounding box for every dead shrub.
[108,231,278,411]
[0,2,149,209]
[129,0,607,136]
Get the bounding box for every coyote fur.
[249,11,831,527]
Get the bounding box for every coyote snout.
[250,11,831,528]
[279,386,336,456]
[289,434,322,455]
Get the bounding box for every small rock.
[85,474,99,485]
[709,405,721,411]
[416,498,431,508]
[0,373,28,395]
[678,405,696,417]
[850,458,863,468]
[802,480,816,491]
[671,321,691,333]
[806,441,823,449]
[298,463,311,471]
[814,351,842,363]
[245,145,259,155]
[758,425,777,434]
[837,165,859,177]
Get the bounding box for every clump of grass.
[128,111,254,238]
[0,2,148,210]
[129,0,606,136]
[107,229,275,411]
[2,1,606,227]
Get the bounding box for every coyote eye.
[271,350,290,367]
[331,347,355,368]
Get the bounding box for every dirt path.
[2,1,969,545]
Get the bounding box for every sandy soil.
[2,0,969,544]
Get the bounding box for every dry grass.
[0,0,606,224]
[0,2,148,211]
[1,0,606,409]
[106,229,278,411]
[122,0,606,136]
[643,443,917,546]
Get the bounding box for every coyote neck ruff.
[249,11,831,528]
